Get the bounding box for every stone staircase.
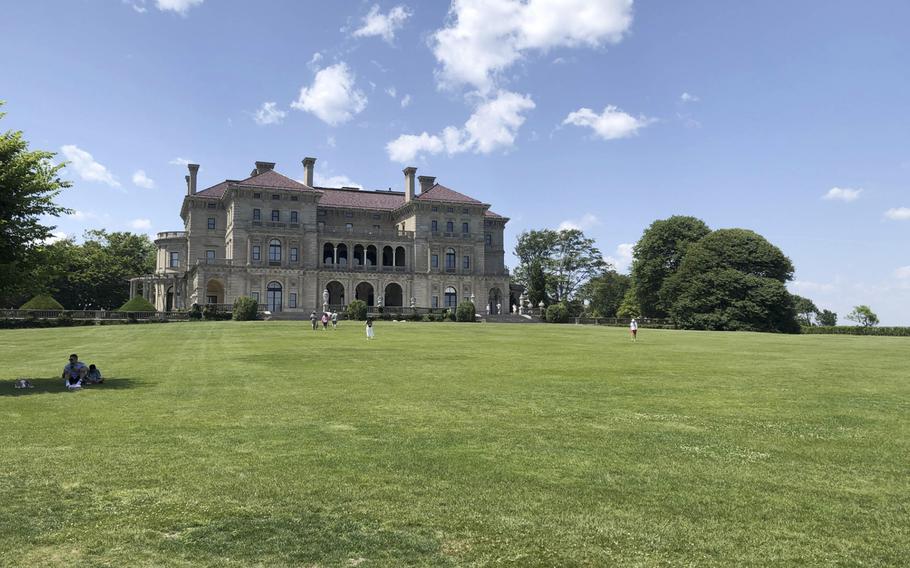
[482,314,543,324]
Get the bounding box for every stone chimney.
[302,157,316,186]
[187,164,199,195]
[418,175,436,194]
[403,166,417,202]
[185,175,191,195]
[254,161,275,175]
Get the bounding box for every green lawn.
[1,322,907,567]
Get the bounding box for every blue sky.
[2,0,909,323]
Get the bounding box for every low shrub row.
[801,326,910,336]
[0,317,172,329]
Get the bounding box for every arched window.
[444,286,457,307]
[395,246,406,267]
[353,244,365,266]
[445,248,456,270]
[337,243,348,266]
[269,239,282,264]
[266,281,282,313]
[366,245,377,266]
[323,243,334,265]
[382,246,394,266]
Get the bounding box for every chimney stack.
[302,157,316,186]
[187,164,199,195]
[403,167,417,202]
[418,175,436,194]
[185,175,191,195]
[254,161,275,175]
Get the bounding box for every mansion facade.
[129,159,510,315]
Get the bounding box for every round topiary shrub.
[232,296,259,321]
[456,301,476,322]
[346,300,368,321]
[545,303,569,323]
[189,303,202,320]
[118,296,156,312]
[20,294,64,310]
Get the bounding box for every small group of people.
[309,311,338,331]
[62,353,103,390]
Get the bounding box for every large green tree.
[581,271,631,317]
[0,101,71,305]
[662,229,799,332]
[514,228,608,304]
[630,215,711,317]
[846,305,879,327]
[817,309,837,326]
[792,295,819,326]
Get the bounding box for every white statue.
[323,288,330,306]
[496,302,502,314]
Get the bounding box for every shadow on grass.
[0,377,142,397]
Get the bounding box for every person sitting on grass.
[62,353,87,389]
[85,364,103,384]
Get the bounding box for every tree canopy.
[514,228,608,304]
[581,271,631,317]
[792,295,819,326]
[0,101,71,304]
[846,305,879,327]
[630,216,711,317]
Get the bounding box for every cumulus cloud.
[155,0,203,15]
[130,218,152,230]
[61,145,120,187]
[291,63,368,126]
[432,0,633,92]
[169,157,193,166]
[680,92,699,103]
[823,187,862,202]
[353,4,412,43]
[132,170,155,189]
[400,94,411,108]
[43,231,69,245]
[562,105,654,140]
[314,173,363,189]
[789,280,837,295]
[386,90,535,162]
[884,207,910,220]
[253,101,287,126]
[604,242,635,273]
[558,213,600,231]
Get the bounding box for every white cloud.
[680,92,699,103]
[326,136,336,148]
[432,0,633,92]
[562,105,654,140]
[604,242,634,273]
[314,173,363,189]
[386,90,534,162]
[353,4,412,43]
[253,101,287,126]
[400,94,411,108]
[308,52,323,69]
[155,0,203,15]
[823,187,862,202]
[789,280,836,295]
[895,266,910,280]
[43,231,69,245]
[169,157,193,166]
[291,63,368,126]
[386,87,397,98]
[884,207,910,220]
[132,170,155,189]
[60,145,120,187]
[558,213,600,232]
[130,218,152,230]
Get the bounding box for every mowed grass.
[0,322,908,567]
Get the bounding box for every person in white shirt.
[630,318,638,341]
[62,353,87,389]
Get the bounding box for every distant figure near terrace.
[630,318,639,342]
[128,159,510,316]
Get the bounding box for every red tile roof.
[194,181,232,199]
[485,210,504,218]
[416,184,483,204]
[315,187,405,210]
[236,169,316,191]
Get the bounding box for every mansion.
[129,159,510,315]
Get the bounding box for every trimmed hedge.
[20,294,64,310]
[455,301,476,322]
[545,303,570,323]
[118,296,156,312]
[346,300,368,321]
[232,296,258,321]
[801,326,910,337]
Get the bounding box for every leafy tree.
[545,302,569,323]
[663,229,798,332]
[630,216,711,317]
[0,101,71,305]
[616,288,640,318]
[792,295,819,326]
[345,299,367,321]
[232,296,258,321]
[817,309,837,326]
[846,305,879,327]
[581,271,631,317]
[514,228,607,303]
[455,301,476,322]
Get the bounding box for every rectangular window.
[344,211,354,218]
[207,202,216,209]
[318,210,327,216]
[252,246,260,261]
[431,220,438,232]
[271,210,279,222]
[345,223,353,231]
[290,195,298,201]
[253,208,261,220]
[272,194,280,200]
[206,250,215,264]
[485,233,492,247]
[462,208,470,214]
[446,221,454,233]
[463,255,470,269]
[251,291,260,303]
[253,192,261,199]
[372,224,381,232]
[290,211,298,223]
[431,254,439,268]
[290,247,298,262]
[169,251,179,268]
[206,295,217,304]
[207,217,215,229]
[431,206,438,212]
[289,293,297,308]
[462,222,469,234]
[372,214,381,220]
[446,207,454,213]
[432,295,439,308]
